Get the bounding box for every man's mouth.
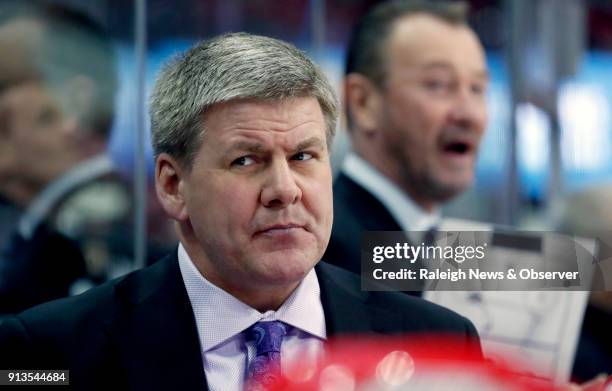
[255,223,306,236]
[442,141,472,155]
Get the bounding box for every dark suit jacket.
[325,172,405,275]
[0,222,87,314]
[326,173,611,380]
[0,253,480,390]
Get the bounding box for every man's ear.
[344,73,384,136]
[155,153,189,221]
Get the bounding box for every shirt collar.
[18,154,115,239]
[342,153,441,233]
[177,243,326,352]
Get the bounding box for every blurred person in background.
[0,1,133,314]
[324,0,489,277]
[0,32,481,390]
[325,0,609,383]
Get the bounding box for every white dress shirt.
[177,244,326,391]
[342,153,441,239]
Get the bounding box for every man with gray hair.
[0,33,480,390]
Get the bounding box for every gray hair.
[150,32,338,169]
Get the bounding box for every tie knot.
[245,321,287,355]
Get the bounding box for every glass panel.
[0,0,168,315]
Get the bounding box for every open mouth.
[443,141,471,155]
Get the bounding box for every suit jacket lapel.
[331,173,423,296]
[316,262,404,337]
[109,254,208,390]
[325,173,405,275]
[334,172,403,232]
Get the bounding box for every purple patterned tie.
[244,321,287,391]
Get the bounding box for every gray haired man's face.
[178,97,333,299]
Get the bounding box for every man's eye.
[424,79,451,92]
[37,107,59,126]
[231,156,256,166]
[471,83,486,96]
[292,152,313,161]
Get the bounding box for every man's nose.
[449,87,486,131]
[260,159,302,208]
